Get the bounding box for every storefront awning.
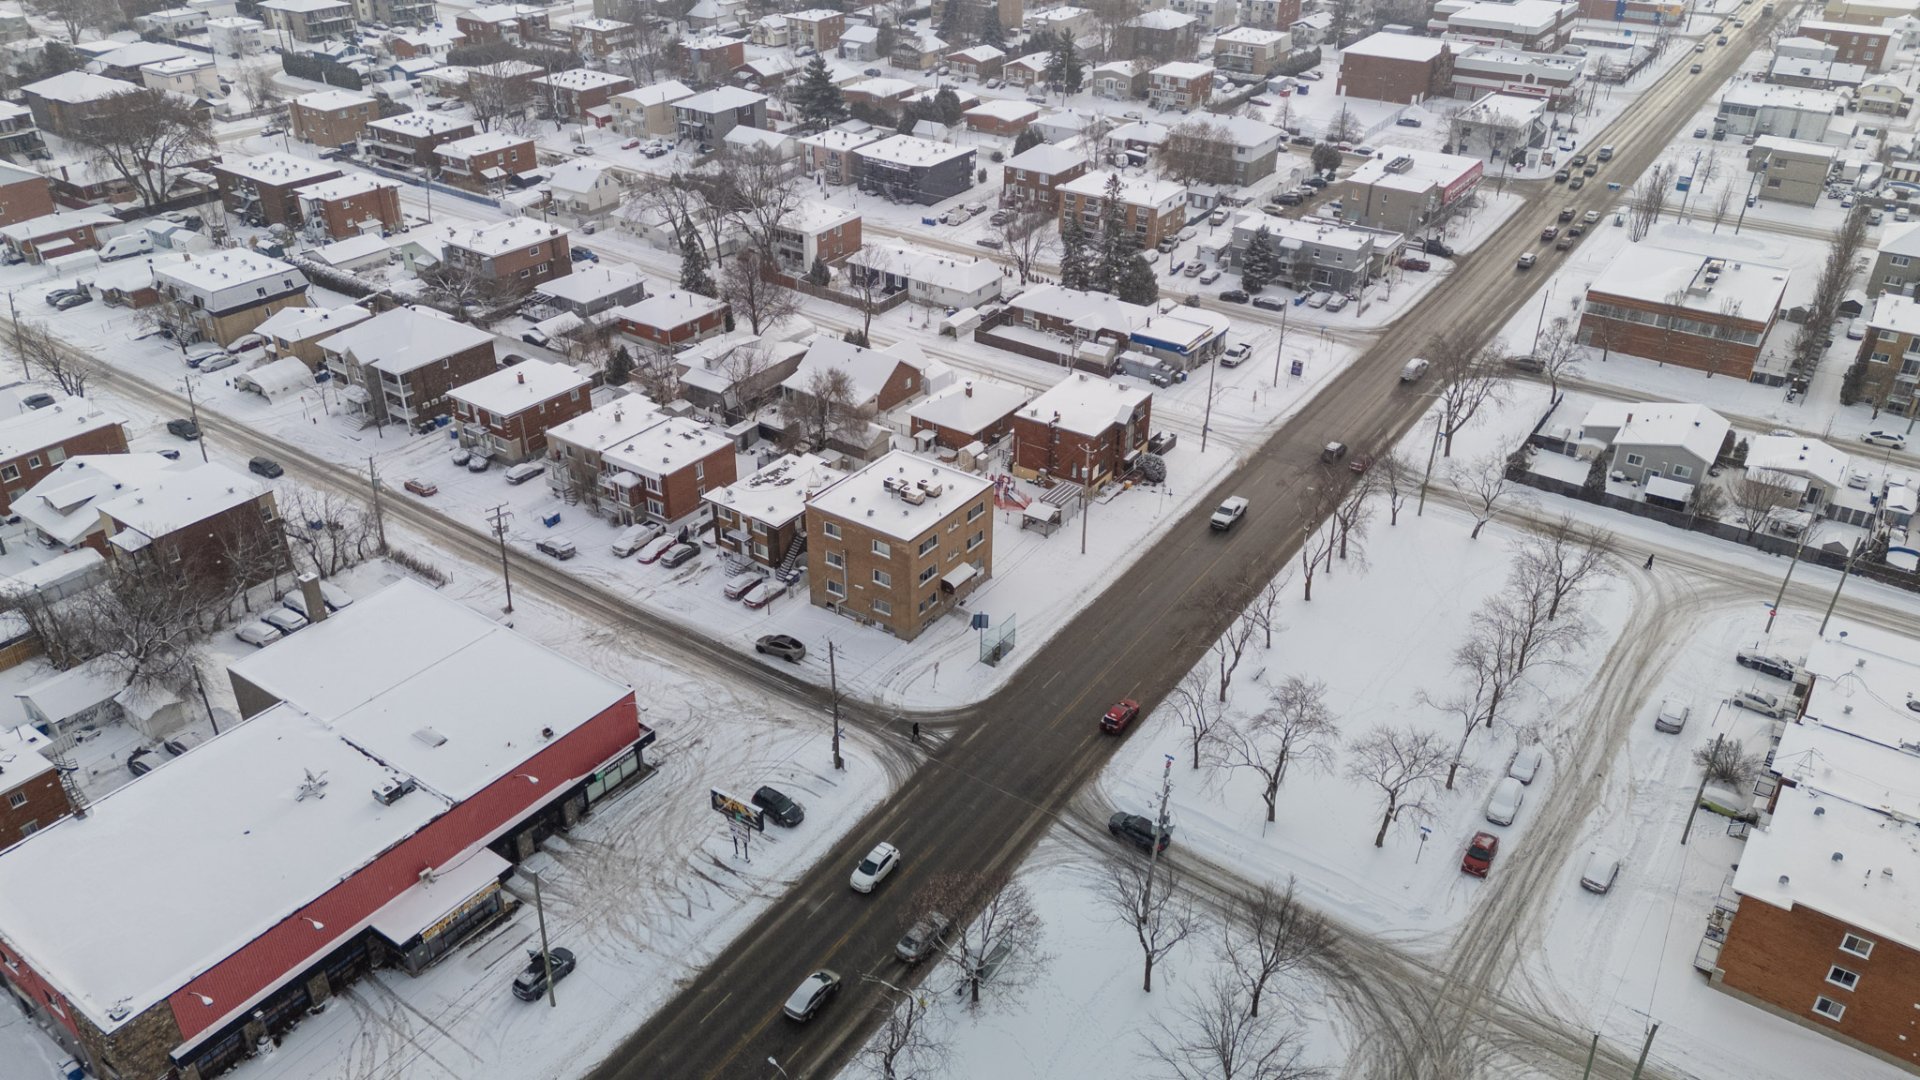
[370,848,510,948]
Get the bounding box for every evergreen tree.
[792,55,848,132]
[938,0,968,42]
[604,345,633,387]
[979,18,1005,48]
[1240,226,1277,293]
[1044,31,1083,94]
[807,257,831,286]
[934,87,963,126]
[679,221,716,298]
[1012,127,1044,155]
[1839,357,1869,406]
[1114,252,1159,305]
[1092,172,1132,293]
[1059,215,1093,291]
[896,106,918,134]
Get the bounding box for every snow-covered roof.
[235,355,319,402]
[367,110,472,137]
[616,79,695,108]
[213,153,340,186]
[783,335,922,404]
[850,243,1002,295]
[1059,169,1184,211]
[674,86,767,114]
[1010,283,1154,337]
[1216,26,1289,45]
[321,306,494,375]
[617,289,727,330]
[1343,31,1450,61]
[17,656,121,725]
[1151,61,1213,80]
[533,262,644,305]
[806,449,993,541]
[568,16,631,32]
[535,67,631,91]
[0,724,53,788]
[787,8,841,22]
[1769,55,1868,84]
[89,41,189,69]
[547,397,667,453]
[1754,133,1838,160]
[1744,433,1849,490]
[140,57,212,78]
[449,358,587,416]
[841,24,878,43]
[1733,784,1920,950]
[1878,221,1920,261]
[601,416,728,478]
[21,70,134,103]
[1003,141,1084,175]
[254,302,371,343]
[1799,17,1893,35]
[446,217,568,257]
[156,249,305,298]
[846,76,920,99]
[258,0,348,11]
[98,460,267,542]
[724,125,793,152]
[312,233,389,267]
[854,133,972,167]
[781,199,859,236]
[1869,291,1920,337]
[0,401,123,463]
[297,173,400,204]
[434,131,530,161]
[1448,0,1568,32]
[965,99,1041,123]
[1593,402,1728,463]
[1019,371,1152,437]
[1721,82,1846,114]
[1347,145,1481,192]
[1457,90,1546,125]
[704,451,847,529]
[1586,243,1789,323]
[1127,8,1197,29]
[949,44,1005,63]
[801,127,882,153]
[15,454,188,547]
[908,378,1029,435]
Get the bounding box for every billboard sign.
[711,788,765,831]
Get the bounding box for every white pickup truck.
[1210,496,1249,531]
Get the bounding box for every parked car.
[404,478,438,497]
[1653,697,1690,733]
[235,620,283,647]
[200,352,240,372]
[50,291,90,311]
[612,522,664,557]
[635,535,678,564]
[511,948,576,1001]
[782,970,841,1021]
[1199,268,1222,285]
[127,748,156,776]
[1398,257,1432,272]
[536,537,577,560]
[466,453,491,474]
[1324,293,1350,312]
[896,912,952,963]
[162,731,206,757]
[1100,698,1141,733]
[261,608,307,635]
[45,287,82,306]
[20,393,55,410]
[850,841,901,893]
[184,343,227,368]
[1862,430,1908,449]
[504,462,545,485]
[724,571,764,600]
[1735,649,1797,680]
[1182,261,1204,278]
[1211,495,1249,530]
[1223,341,1252,366]
[756,634,806,662]
[248,456,283,479]
[1109,811,1172,853]
[1461,831,1499,877]
[1508,745,1543,784]
[752,785,805,827]
[1579,851,1620,894]
[1486,776,1524,826]
[658,542,700,568]
[741,578,786,607]
[1732,689,1789,718]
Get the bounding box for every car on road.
[1579,851,1620,894]
[1558,206,1575,222]
[1717,35,1729,44]
[1461,831,1499,877]
[896,912,951,963]
[851,842,900,893]
[404,478,437,497]
[1508,745,1544,784]
[1653,697,1690,733]
[1100,699,1141,733]
[1735,649,1797,680]
[1109,811,1171,853]
[1690,63,1704,73]
[752,785,805,827]
[1211,495,1249,530]
[1863,430,1908,449]
[1540,226,1559,242]
[1219,289,1249,303]
[1348,452,1375,474]
[1486,776,1524,826]
[1516,252,1537,270]
[1583,210,1601,225]
[1568,176,1585,190]
[1222,341,1252,366]
[1252,295,1287,311]
[783,970,841,1021]
[1321,441,1348,463]
[166,418,201,440]
[535,537,577,560]
[1553,170,1570,183]
[1401,357,1430,382]
[1731,689,1789,718]
[659,542,700,568]
[235,620,282,648]
[512,948,576,1001]
[756,634,807,662]
[248,456,283,479]
[261,608,307,635]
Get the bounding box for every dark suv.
[1108,811,1172,853]
[1735,650,1796,680]
[752,785,805,827]
[511,947,576,1001]
[166,418,201,440]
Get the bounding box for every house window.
[823,521,841,540]
[825,578,846,598]
[26,456,39,469]
[1812,996,1846,1022]
[967,530,985,551]
[0,465,16,482]
[751,520,769,536]
[872,539,891,557]
[825,550,845,569]
[753,542,769,559]
[1893,255,1912,267]
[1670,464,1691,480]
[519,269,531,279]
[17,820,34,838]
[530,246,542,257]
[646,475,662,494]
[968,501,986,522]
[872,569,892,587]
[1827,966,1860,991]
[6,792,24,809]
[918,564,937,585]
[918,535,938,557]
[1624,453,1644,467]
[1840,934,1874,959]
[872,598,892,616]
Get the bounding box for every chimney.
[298,573,328,624]
[517,371,525,384]
[965,380,973,397]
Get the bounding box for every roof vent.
[413,726,447,747]
[1816,805,1827,816]
[1779,874,1791,885]
[295,769,329,802]
[372,777,416,805]
[1832,851,1844,862]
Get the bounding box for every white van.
[504,461,546,485]
[1400,357,1430,382]
[1486,776,1525,826]
[98,233,154,262]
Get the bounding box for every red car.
[1100,699,1141,734]
[1461,831,1500,877]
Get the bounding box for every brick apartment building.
[0,726,70,849]
[296,174,404,239]
[287,89,379,147]
[448,358,592,463]
[1797,20,1893,69]
[703,452,847,569]
[0,209,115,264]
[1148,61,1214,112]
[455,2,549,42]
[543,397,665,506]
[614,290,730,350]
[320,306,498,428]
[433,131,536,192]
[801,129,880,186]
[0,402,129,513]
[1444,0,1576,51]
[1213,26,1291,78]
[154,251,311,346]
[1116,9,1200,64]
[1000,142,1088,211]
[256,0,352,44]
[681,35,746,82]
[570,16,637,56]
[1009,373,1153,486]
[948,44,1006,81]
[534,69,635,123]
[1242,0,1303,29]
[1578,244,1791,381]
[442,219,573,296]
[97,462,283,583]
[1058,170,1188,248]
[1338,32,1457,103]
[786,9,844,51]
[0,164,53,230]
[771,202,862,276]
[595,417,737,524]
[366,111,477,169]
[804,450,993,640]
[1853,292,1920,415]
[211,154,343,227]
[963,99,1041,137]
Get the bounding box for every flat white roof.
[1754,134,1839,160]
[1449,0,1568,32]
[1127,8,1196,28]
[367,110,473,136]
[0,724,53,788]
[156,249,305,292]
[448,357,587,416]
[704,452,847,529]
[1003,142,1083,175]
[22,70,133,103]
[547,396,666,453]
[601,416,729,478]
[1058,169,1183,210]
[1587,243,1789,324]
[447,217,568,257]
[1721,82,1846,113]
[98,460,266,540]
[1733,783,1920,951]
[1869,291,1920,337]
[1216,26,1289,45]
[851,243,1003,294]
[616,79,694,108]
[854,133,972,167]
[908,378,1029,435]
[807,449,993,542]
[617,289,726,329]
[213,153,340,186]
[1152,61,1213,80]
[1343,31,1450,62]
[0,400,123,463]
[297,173,399,203]
[254,302,371,342]
[965,99,1041,122]
[1878,220,1920,260]
[436,131,530,160]
[536,67,631,90]
[258,0,348,11]
[534,262,644,304]
[321,306,494,375]
[1348,145,1482,192]
[674,86,766,114]
[1019,372,1152,438]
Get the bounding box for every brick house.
[1003,52,1050,88]
[963,99,1041,137]
[1000,142,1089,212]
[0,402,129,513]
[448,358,592,463]
[433,131,536,193]
[320,306,498,428]
[595,417,737,524]
[569,16,637,56]
[786,8,845,51]
[543,397,665,504]
[153,251,311,346]
[288,89,380,148]
[1213,26,1291,78]
[1578,244,1791,382]
[0,208,117,263]
[1116,10,1200,64]
[908,378,1028,450]
[296,174,404,239]
[803,450,993,641]
[442,219,573,296]
[21,72,135,136]
[947,44,1006,80]
[1853,293,1920,415]
[1008,372,1153,486]
[772,201,862,276]
[1243,0,1303,29]
[0,725,69,849]
[681,35,746,83]
[0,104,45,164]
[96,461,283,583]
[365,111,477,169]
[852,135,976,205]
[454,2,549,42]
[703,451,847,568]
[1798,20,1894,70]
[211,154,342,227]
[1148,61,1214,112]
[612,80,695,136]
[534,69,635,124]
[1340,146,1483,235]
[614,290,731,350]
[1058,170,1187,249]
[0,164,53,230]
[1338,32,1457,104]
[801,129,881,185]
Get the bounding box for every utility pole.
[1677,147,1703,220]
[6,290,21,376]
[1767,524,1815,632]
[1818,537,1868,635]
[1270,289,1289,388]
[828,641,844,770]
[1531,281,1553,359]
[1629,1022,1660,1080]
[485,505,515,613]
[182,376,209,463]
[1580,1031,1601,1080]
[1681,731,1722,846]
[529,869,558,1008]
[1079,440,1092,556]
[367,456,388,555]
[1200,353,1219,453]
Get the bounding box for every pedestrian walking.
[1645,552,1656,570]
[912,721,920,743]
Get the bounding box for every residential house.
[296,174,405,240]
[595,417,737,524]
[139,56,217,97]
[454,3,549,43]
[463,59,542,107]
[570,16,636,56]
[782,336,941,424]
[681,35,745,83]
[365,111,476,169]
[1577,401,1729,489]
[1228,214,1404,293]
[964,99,1041,137]
[838,24,880,61]
[524,263,648,321]
[1214,27,1291,78]
[1868,220,1920,296]
[803,450,993,640]
[891,29,948,71]
[1091,59,1149,100]
[256,0,354,45]
[612,80,695,136]
[433,131,536,193]
[384,25,464,59]
[1854,292,1920,414]
[1339,32,1458,103]
[1856,75,1911,116]
[1749,136,1838,206]
[21,72,133,136]
[908,378,1029,450]
[251,303,372,367]
[1741,433,1850,517]
[1025,5,1094,40]
[0,102,44,161]
[1058,170,1187,248]
[786,9,845,52]
[355,0,437,26]
[1578,242,1792,382]
[287,89,379,147]
[801,127,881,185]
[543,397,667,505]
[448,359,592,463]
[673,333,808,418]
[153,251,310,346]
[0,163,52,230]
[1117,10,1201,64]
[210,154,342,227]
[614,290,730,350]
[1003,52,1050,89]
[673,87,768,145]
[1009,372,1153,486]
[209,14,267,55]
[703,452,847,569]
[0,726,68,848]
[948,44,1007,81]
[1201,116,1285,184]
[320,305,498,428]
[722,125,798,159]
[739,55,802,91]
[843,77,920,116]
[1450,90,1550,157]
[0,208,115,263]
[534,69,635,124]
[750,13,789,46]
[1169,0,1238,30]
[0,401,128,513]
[847,243,1004,309]
[1339,146,1484,235]
[1000,142,1088,211]
[90,41,193,84]
[772,201,862,276]
[545,160,622,224]
[442,219,573,296]
[852,135,976,205]
[136,7,208,37]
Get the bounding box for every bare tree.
[1482,559,1588,687]
[1245,575,1286,650]
[1101,851,1195,992]
[1168,668,1222,770]
[25,0,114,42]
[860,979,946,1080]
[789,366,867,449]
[1533,315,1583,398]
[1346,726,1452,848]
[1215,677,1338,823]
[68,88,216,208]
[1516,514,1614,621]
[1296,487,1338,602]
[1451,450,1529,539]
[1209,603,1261,703]
[713,340,775,418]
[1159,119,1239,187]
[726,145,805,262]
[1223,879,1328,1021]
[9,320,93,396]
[1330,465,1376,561]
[1729,467,1800,540]
[720,251,799,335]
[1144,972,1324,1080]
[469,61,540,135]
[1379,452,1416,526]
[847,248,892,345]
[1627,162,1676,241]
[630,338,682,405]
[918,870,1047,1006]
[278,488,381,579]
[1427,329,1509,457]
[993,207,1058,287]
[1695,736,1765,789]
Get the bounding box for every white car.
[1485,776,1524,826]
[1579,851,1620,894]
[261,608,308,635]
[1653,697,1690,733]
[1221,341,1252,367]
[849,841,900,893]
[1507,745,1544,784]
[1732,689,1789,718]
[1862,430,1908,449]
[234,621,283,647]
[316,580,353,611]
[1199,268,1222,284]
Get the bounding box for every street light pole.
[1416,414,1442,516]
